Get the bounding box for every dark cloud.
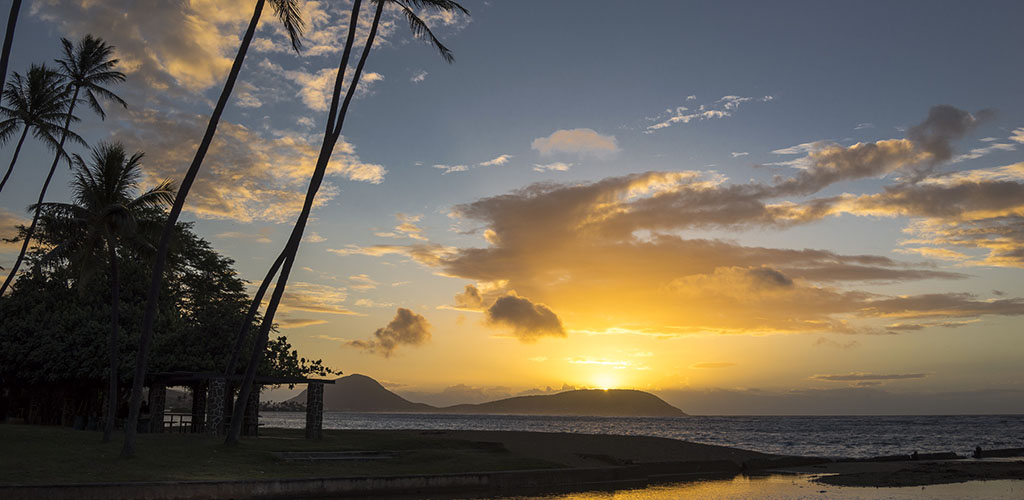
[348,308,432,357]
[810,372,929,382]
[907,105,995,164]
[862,293,1024,319]
[485,293,566,342]
[453,284,484,309]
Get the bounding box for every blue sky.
[3,1,1024,413]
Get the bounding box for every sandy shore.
[416,429,770,467]
[788,458,1024,487]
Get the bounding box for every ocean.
[259,412,1024,459]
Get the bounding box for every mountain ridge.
[287,374,686,417]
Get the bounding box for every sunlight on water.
[463,475,1024,500]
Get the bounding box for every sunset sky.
[3,1,1024,414]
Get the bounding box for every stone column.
[242,385,260,437]
[148,383,166,433]
[190,382,207,433]
[205,378,226,435]
[305,383,324,440]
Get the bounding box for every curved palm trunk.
[218,249,284,434]
[225,0,382,445]
[0,87,79,296]
[0,126,28,195]
[122,0,267,458]
[0,0,21,93]
[103,237,120,443]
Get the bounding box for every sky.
[3,0,1024,414]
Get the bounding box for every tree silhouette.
[122,0,305,458]
[224,0,467,444]
[0,64,84,196]
[0,35,126,297]
[0,0,22,95]
[35,142,174,442]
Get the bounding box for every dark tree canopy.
[0,219,333,387]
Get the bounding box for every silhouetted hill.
[441,389,686,417]
[285,375,685,416]
[287,374,434,412]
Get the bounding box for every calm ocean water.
[260,412,1024,458]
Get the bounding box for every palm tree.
[0,64,85,195]
[122,0,306,458]
[0,35,126,296]
[36,142,174,442]
[224,0,467,444]
[0,0,22,93]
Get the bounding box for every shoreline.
[1,424,1022,499]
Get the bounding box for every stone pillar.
[190,382,207,433]
[305,383,324,440]
[148,383,166,433]
[205,378,226,435]
[242,385,260,437]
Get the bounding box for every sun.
[593,373,619,391]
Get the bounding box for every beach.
[2,424,1022,499]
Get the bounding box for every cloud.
[690,362,736,369]
[813,337,861,350]
[411,69,428,83]
[347,308,431,357]
[216,227,274,244]
[349,274,379,291]
[434,163,469,175]
[532,162,572,172]
[303,232,327,243]
[276,282,363,316]
[328,243,456,267]
[855,123,875,130]
[375,213,428,241]
[111,109,385,223]
[730,152,749,158]
[646,95,772,133]
[810,372,929,382]
[276,317,329,329]
[453,284,485,310]
[905,105,994,164]
[531,128,618,157]
[485,293,566,342]
[1010,128,1024,144]
[479,154,513,167]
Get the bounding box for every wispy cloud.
[532,162,572,172]
[646,95,773,133]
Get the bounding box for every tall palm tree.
[36,142,174,442]
[122,0,306,458]
[0,0,22,94]
[0,64,85,195]
[224,0,467,444]
[0,35,126,297]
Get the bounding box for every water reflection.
[455,474,1023,500]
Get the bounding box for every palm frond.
[269,0,306,53]
[395,2,455,63]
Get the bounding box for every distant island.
[285,374,686,417]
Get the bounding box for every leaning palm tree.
[122,0,305,458]
[36,142,175,443]
[0,35,126,297]
[223,0,467,445]
[0,64,85,195]
[0,0,22,93]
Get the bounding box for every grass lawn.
[0,425,563,485]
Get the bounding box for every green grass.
[0,425,562,485]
